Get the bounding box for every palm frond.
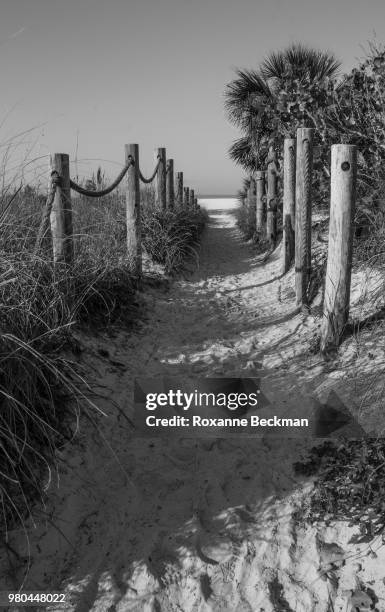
[228,135,270,172]
[228,136,255,172]
[306,49,341,81]
[241,177,251,192]
[236,188,247,202]
[260,51,287,80]
[224,69,272,127]
[261,43,341,82]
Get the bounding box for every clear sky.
[1,0,385,194]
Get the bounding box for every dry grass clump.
[72,193,126,263]
[234,201,256,240]
[0,325,82,530]
[354,204,385,266]
[142,200,208,275]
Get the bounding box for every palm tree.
[225,43,341,171]
[225,69,274,171]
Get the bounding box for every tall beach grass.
[0,155,207,537]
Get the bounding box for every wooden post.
[190,189,195,209]
[295,127,314,306]
[175,171,183,207]
[155,147,167,210]
[282,138,296,273]
[166,158,175,209]
[248,178,256,214]
[194,197,198,208]
[320,145,357,352]
[266,144,278,244]
[50,153,73,264]
[126,143,141,275]
[245,184,250,210]
[184,187,190,207]
[255,171,265,232]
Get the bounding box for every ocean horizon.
[198,196,238,211]
[197,195,236,199]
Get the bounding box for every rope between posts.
[69,157,134,197]
[34,156,135,255]
[33,171,61,255]
[138,157,161,184]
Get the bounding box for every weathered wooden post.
[320,145,357,352]
[175,171,183,207]
[245,183,251,210]
[155,147,167,209]
[247,177,256,234]
[126,143,141,275]
[50,153,73,264]
[166,158,175,209]
[194,197,198,209]
[190,189,195,209]
[248,177,256,213]
[282,138,296,273]
[266,143,278,244]
[183,186,190,207]
[255,171,265,233]
[295,127,314,306]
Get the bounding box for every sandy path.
[4,201,385,611]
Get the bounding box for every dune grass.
[142,198,208,275]
[234,200,281,256]
[234,199,256,241]
[0,176,207,536]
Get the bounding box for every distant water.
[198,197,238,211]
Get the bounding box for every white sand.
[2,198,385,611]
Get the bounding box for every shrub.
[294,439,385,539]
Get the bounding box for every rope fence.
[243,126,358,353]
[69,158,134,197]
[138,157,161,184]
[33,129,358,353]
[34,143,200,275]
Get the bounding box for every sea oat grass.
[141,201,208,275]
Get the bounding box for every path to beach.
[8,200,385,612]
